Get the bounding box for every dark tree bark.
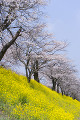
[52,78,56,91]
[0,28,21,61]
[57,83,59,93]
[61,88,64,95]
[34,60,39,83]
[34,71,39,82]
[2,18,15,31]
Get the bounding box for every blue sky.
[46,0,80,76]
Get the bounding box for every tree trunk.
[57,83,59,93]
[25,65,31,83]
[34,71,39,82]
[28,74,31,83]
[52,79,56,91]
[61,88,64,95]
[0,28,21,61]
[25,65,28,82]
[34,60,39,83]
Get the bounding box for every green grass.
[0,67,80,120]
[0,111,9,120]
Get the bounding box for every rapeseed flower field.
[0,67,80,120]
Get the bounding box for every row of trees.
[0,0,80,101]
[43,57,80,100]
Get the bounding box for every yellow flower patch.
[0,67,80,120]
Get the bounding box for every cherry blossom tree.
[43,55,80,100]
[0,0,47,61]
[9,24,53,82]
[8,19,67,83]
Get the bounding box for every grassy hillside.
[0,67,80,120]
